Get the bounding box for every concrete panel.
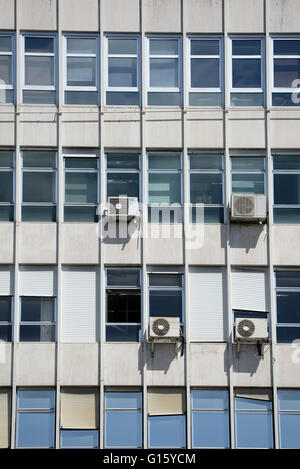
[186,111,224,148]
[61,224,99,264]
[103,344,142,386]
[0,107,15,146]
[145,111,182,148]
[186,0,223,33]
[230,224,268,266]
[188,225,226,266]
[19,108,57,147]
[276,345,300,387]
[0,223,14,264]
[0,343,12,386]
[228,111,266,149]
[102,0,140,32]
[0,0,15,29]
[190,343,228,386]
[19,0,57,30]
[233,344,272,387]
[273,225,300,266]
[143,0,181,33]
[62,109,99,148]
[103,221,141,264]
[104,111,140,148]
[61,0,99,31]
[270,0,300,33]
[270,112,300,148]
[19,223,57,265]
[227,0,264,33]
[147,344,185,386]
[146,224,183,265]
[60,344,99,386]
[15,343,56,386]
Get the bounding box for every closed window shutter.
[0,389,10,448]
[60,388,99,429]
[19,267,56,296]
[232,269,269,312]
[0,267,13,295]
[234,388,272,401]
[189,268,226,341]
[148,388,186,416]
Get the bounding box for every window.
[105,36,140,105]
[105,391,142,448]
[19,297,55,342]
[271,37,300,106]
[148,274,183,325]
[188,37,222,106]
[231,153,265,195]
[22,150,57,222]
[147,36,181,106]
[16,389,55,448]
[64,35,98,105]
[0,150,14,221]
[0,297,12,341]
[276,272,300,343]
[0,33,14,104]
[106,153,140,200]
[64,155,99,222]
[229,37,264,106]
[106,268,141,342]
[273,153,300,223]
[148,151,182,223]
[191,389,230,448]
[278,390,300,448]
[22,34,56,104]
[234,390,273,448]
[189,153,224,223]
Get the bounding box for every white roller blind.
[234,388,272,401]
[19,267,56,296]
[189,268,226,342]
[60,388,99,429]
[0,267,13,295]
[0,389,10,448]
[62,267,98,342]
[148,388,186,416]
[232,269,268,312]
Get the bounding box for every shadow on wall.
[229,223,267,253]
[145,342,183,375]
[232,343,265,376]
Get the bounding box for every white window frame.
[187,35,223,106]
[146,35,182,105]
[0,150,15,220]
[19,296,56,342]
[230,151,266,195]
[272,152,300,214]
[0,32,15,100]
[0,296,13,342]
[21,33,57,102]
[105,151,141,202]
[63,34,99,104]
[275,271,300,343]
[104,34,140,105]
[228,35,265,106]
[270,35,300,107]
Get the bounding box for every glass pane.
[191,390,228,410]
[231,92,264,106]
[279,414,300,448]
[108,39,137,55]
[0,89,14,104]
[0,36,12,52]
[0,151,13,168]
[190,174,223,204]
[17,412,55,448]
[274,174,300,204]
[108,57,137,87]
[277,291,300,324]
[276,272,300,288]
[105,410,142,447]
[192,412,229,448]
[190,154,222,170]
[235,411,273,448]
[148,205,183,223]
[272,92,300,106]
[20,324,55,342]
[0,205,14,221]
[107,290,141,322]
[23,172,56,203]
[273,208,300,223]
[64,91,98,105]
[107,173,139,199]
[231,156,264,170]
[191,206,224,224]
[0,55,12,84]
[21,297,54,322]
[67,57,95,86]
[25,36,53,53]
[191,40,219,56]
[149,173,181,204]
[65,158,97,169]
[148,152,181,170]
[23,90,56,104]
[278,390,300,411]
[149,415,186,448]
[149,274,182,287]
[67,38,96,54]
[106,91,140,105]
[232,58,261,88]
[0,297,11,321]
[107,269,140,287]
[106,324,140,342]
[274,40,300,56]
[189,92,222,106]
[64,206,97,222]
[148,92,181,106]
[150,39,178,55]
[232,174,264,194]
[105,392,141,409]
[0,172,13,202]
[150,58,178,87]
[273,154,300,170]
[25,56,54,86]
[65,173,97,204]
[235,398,272,411]
[107,154,139,170]
[274,59,300,87]
[191,58,219,88]
[22,205,56,222]
[232,40,261,56]
[149,290,182,320]
[23,151,56,168]
[277,326,300,343]
[60,430,99,449]
[18,389,55,409]
[0,324,12,341]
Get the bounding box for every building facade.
[0,0,300,449]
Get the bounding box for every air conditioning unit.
[231,194,266,223]
[108,196,140,220]
[235,318,269,341]
[149,317,181,340]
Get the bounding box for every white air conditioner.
[108,196,140,220]
[235,317,269,341]
[149,317,181,340]
[231,194,266,223]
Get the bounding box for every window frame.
[105,151,141,202]
[230,151,266,196]
[0,296,13,342]
[278,389,300,449]
[19,296,56,343]
[275,270,300,343]
[272,153,300,222]
[148,272,184,327]
[0,32,15,103]
[0,149,15,221]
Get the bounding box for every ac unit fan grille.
[234,196,255,216]
[152,318,170,336]
[237,319,255,338]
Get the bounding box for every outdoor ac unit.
[108,196,139,220]
[149,317,181,340]
[235,318,269,341]
[231,194,266,223]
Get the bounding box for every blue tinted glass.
[191,390,228,410]
[105,410,142,448]
[17,412,55,448]
[232,174,264,194]
[191,40,219,56]
[274,174,300,204]
[190,174,223,205]
[0,172,13,202]
[273,155,300,170]
[25,36,54,53]
[149,274,182,287]
[105,392,141,409]
[277,326,300,343]
[148,173,181,205]
[277,292,300,324]
[279,414,300,448]
[232,59,261,88]
[192,412,229,448]
[235,398,272,411]
[278,390,300,411]
[18,390,55,409]
[106,325,141,342]
[274,58,300,87]
[232,40,261,56]
[190,154,222,170]
[277,272,300,288]
[274,40,300,55]
[235,411,273,448]
[107,173,140,199]
[272,93,300,107]
[60,430,99,449]
[149,291,182,320]
[273,208,300,223]
[148,415,186,448]
[191,58,219,88]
